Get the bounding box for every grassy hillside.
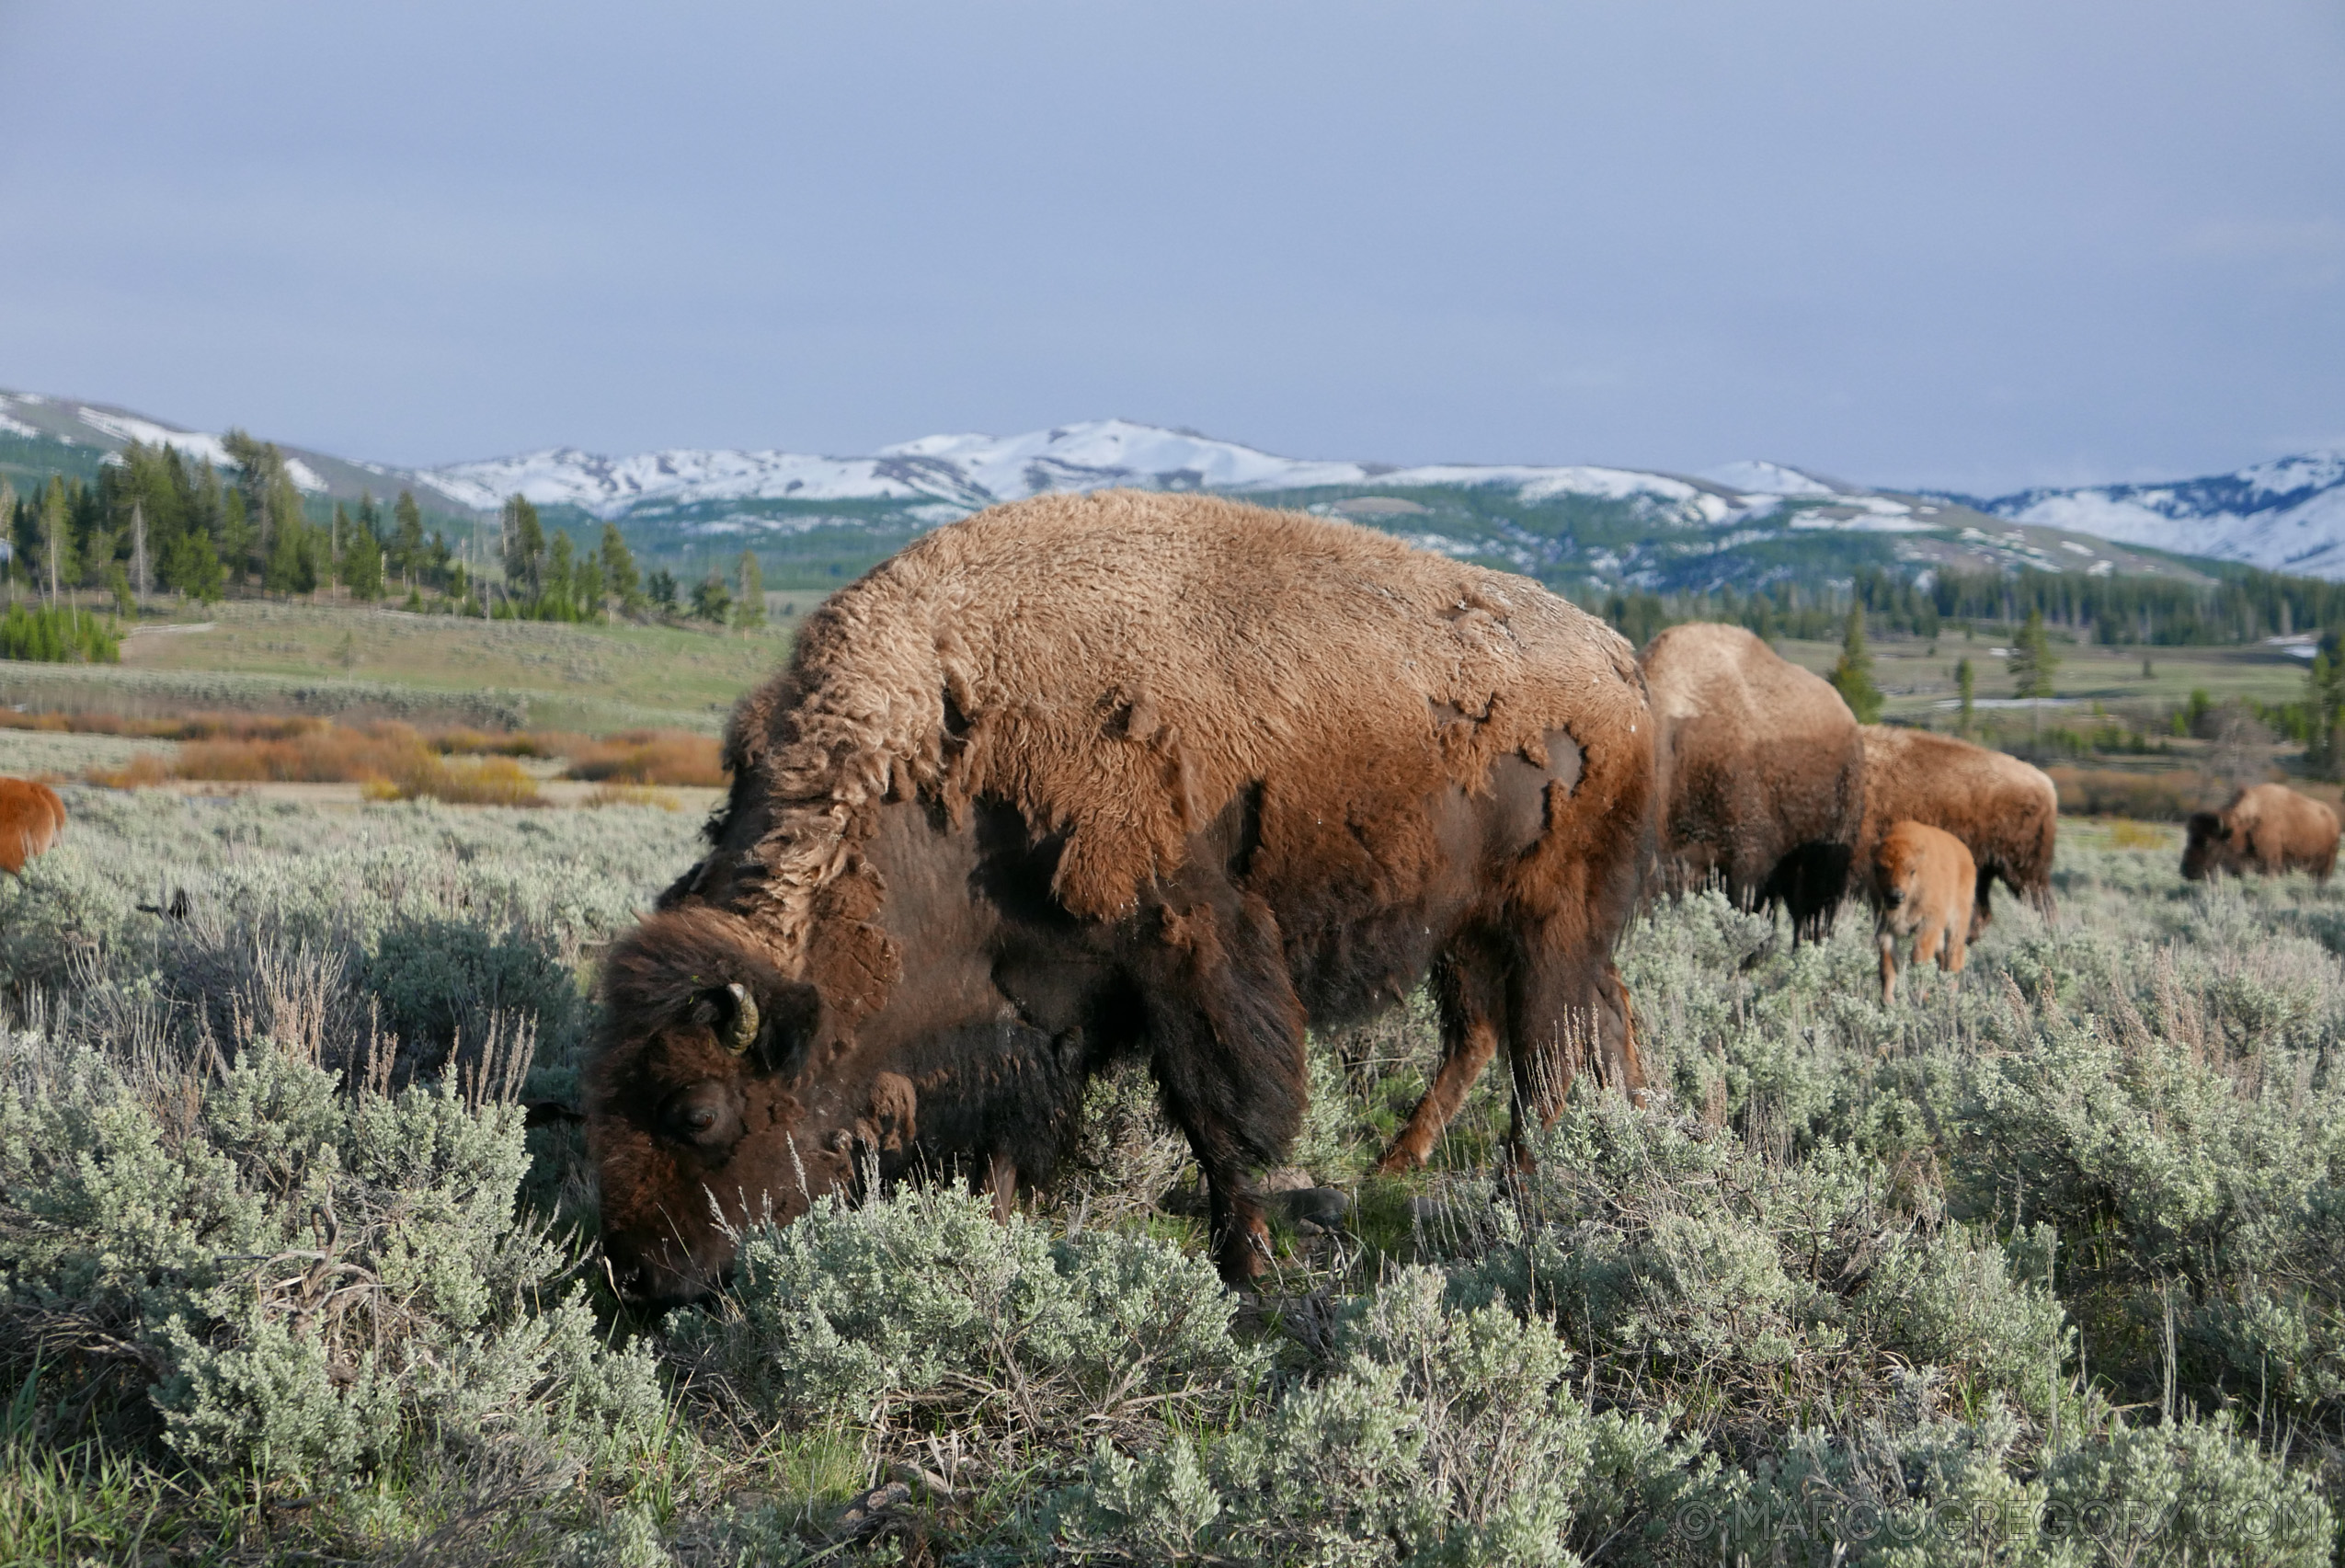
[0,600,801,734]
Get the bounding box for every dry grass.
[365,755,547,807]
[76,719,548,806]
[177,724,435,784]
[558,728,726,787]
[580,782,684,811]
[17,708,730,790]
[2105,818,2172,850]
[84,754,173,790]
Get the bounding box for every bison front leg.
[1377,942,1506,1173]
[1878,927,1900,1005]
[1138,892,1307,1285]
[1375,1019,1497,1173]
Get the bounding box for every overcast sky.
[0,2,2339,492]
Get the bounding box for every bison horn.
[723,982,760,1055]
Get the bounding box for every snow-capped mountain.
[1972,452,2345,577]
[0,383,2289,588]
[2,389,395,502]
[422,418,1746,525]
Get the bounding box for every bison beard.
[586,490,1655,1304]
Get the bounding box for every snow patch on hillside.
[1985,448,2345,578]
[74,406,241,472]
[1699,460,1838,497]
[424,419,1744,522]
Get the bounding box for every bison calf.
[1858,726,2056,938]
[0,778,64,876]
[2182,784,2339,883]
[1872,820,1973,1004]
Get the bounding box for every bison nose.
[1882,887,1904,906]
[602,1235,725,1311]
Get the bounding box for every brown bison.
[1871,820,1973,1004]
[0,779,64,875]
[1638,623,1863,938]
[587,490,1656,1301]
[1858,726,2056,934]
[2182,783,2339,882]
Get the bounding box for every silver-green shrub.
[672,1185,1262,1452]
[0,1031,665,1489]
[1058,1267,1699,1567]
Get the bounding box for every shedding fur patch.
[702,490,1650,1013]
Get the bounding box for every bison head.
[585,906,841,1307]
[2180,811,2228,882]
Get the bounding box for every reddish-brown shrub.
[2046,767,2205,820]
[562,729,725,787]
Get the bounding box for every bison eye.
[658,1082,745,1152]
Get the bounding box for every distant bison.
[1859,726,2056,934]
[0,779,64,875]
[1871,820,1973,1004]
[2182,784,2339,883]
[588,490,1656,1301]
[1639,624,1863,938]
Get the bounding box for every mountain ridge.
[3,385,2328,590]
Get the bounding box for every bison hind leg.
[1767,841,1854,945]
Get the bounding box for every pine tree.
[394,490,427,587]
[166,527,225,603]
[1828,605,1882,723]
[39,477,72,605]
[734,549,764,631]
[344,517,385,601]
[220,488,253,584]
[691,569,731,624]
[265,509,314,595]
[646,568,678,612]
[2307,635,2345,779]
[600,523,642,614]
[546,532,576,620]
[2009,609,2058,700]
[500,496,545,605]
[576,552,605,622]
[1955,657,1975,737]
[260,470,311,594]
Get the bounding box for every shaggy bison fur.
[587,490,1656,1301]
[1871,820,1973,1004]
[0,779,63,876]
[1638,623,1863,938]
[1858,726,2056,934]
[2182,783,2339,883]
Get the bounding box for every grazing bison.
[588,490,1656,1302]
[1859,726,2056,934]
[2182,784,2339,883]
[1638,623,1863,939]
[0,779,63,875]
[1871,820,1973,1004]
